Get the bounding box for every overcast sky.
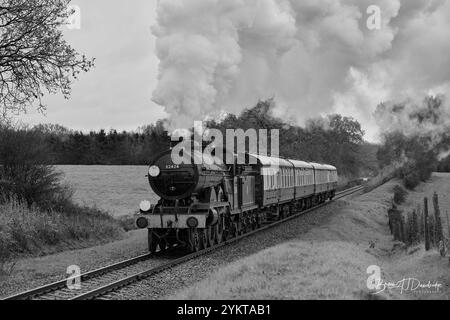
[21,0,166,132]
[20,0,450,143]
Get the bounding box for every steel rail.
[2,250,165,300]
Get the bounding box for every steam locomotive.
[135,147,338,252]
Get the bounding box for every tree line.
[16,121,169,165]
[0,100,379,178]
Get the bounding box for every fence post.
[411,209,418,244]
[417,204,423,240]
[399,216,404,243]
[424,197,430,251]
[432,192,444,244]
[446,211,450,239]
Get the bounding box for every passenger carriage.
[289,159,315,200]
[310,163,338,202]
[248,154,295,207]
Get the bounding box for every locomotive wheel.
[148,230,158,254]
[201,228,209,248]
[228,222,237,239]
[215,216,224,244]
[166,236,176,248]
[255,215,261,229]
[251,216,257,230]
[159,239,167,251]
[188,229,202,252]
[207,226,215,247]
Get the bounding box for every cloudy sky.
[21,0,450,142]
[22,0,166,132]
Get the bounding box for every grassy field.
[57,166,158,217]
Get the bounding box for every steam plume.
[152,0,450,141]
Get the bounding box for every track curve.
[4,185,363,300]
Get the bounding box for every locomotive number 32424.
[166,164,180,169]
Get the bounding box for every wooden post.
[399,216,404,242]
[424,197,430,251]
[411,209,418,244]
[432,192,444,244]
[417,204,423,240]
[445,211,450,238]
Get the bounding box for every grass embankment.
[174,182,395,299]
[0,199,124,272]
[173,178,450,300]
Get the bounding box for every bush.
[0,164,68,209]
[393,185,407,204]
[403,172,421,190]
[0,126,67,208]
[0,198,124,260]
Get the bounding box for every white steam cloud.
[152,0,450,141]
[374,95,450,155]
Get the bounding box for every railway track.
[4,185,364,301]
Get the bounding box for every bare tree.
[0,0,94,119]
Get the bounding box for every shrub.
[0,198,123,260]
[0,126,67,208]
[393,185,407,204]
[403,172,421,190]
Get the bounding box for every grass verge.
[0,198,124,275]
